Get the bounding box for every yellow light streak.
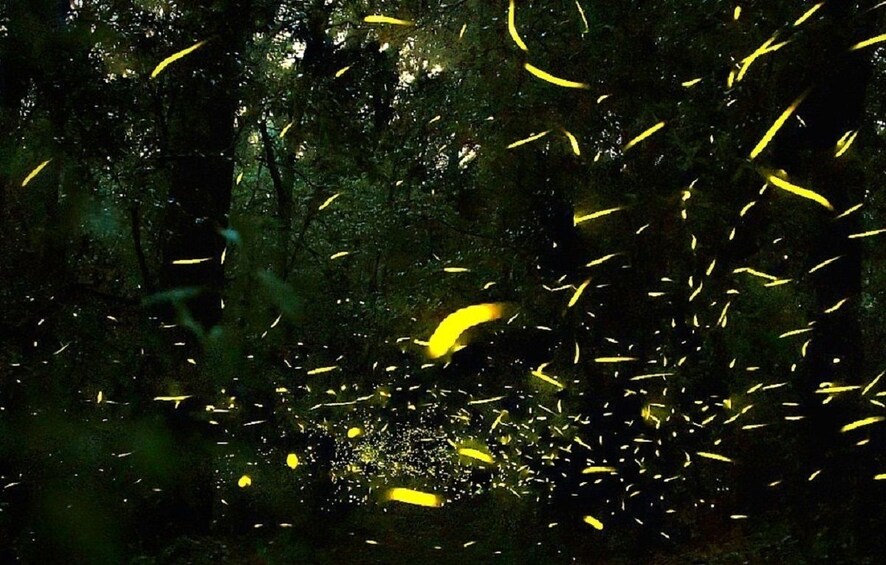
[385,488,442,507]
[307,366,339,375]
[507,130,551,149]
[749,92,809,160]
[567,279,591,308]
[850,33,886,51]
[508,0,529,52]
[21,159,52,187]
[364,15,413,26]
[841,416,883,432]
[767,173,834,210]
[151,40,207,79]
[563,129,581,156]
[624,121,666,151]
[457,447,495,464]
[427,303,504,359]
[524,63,589,89]
[574,207,623,225]
[793,2,824,26]
[697,451,734,463]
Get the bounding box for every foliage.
[1,0,885,562]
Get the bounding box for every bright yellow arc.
[524,63,589,89]
[22,159,52,187]
[427,303,504,359]
[767,174,834,211]
[458,447,495,464]
[151,40,207,79]
[508,0,529,52]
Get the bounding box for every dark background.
[2,1,885,562]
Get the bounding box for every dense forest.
[1,1,885,563]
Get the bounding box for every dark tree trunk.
[763,2,879,548]
[771,5,872,412]
[130,204,153,293]
[151,1,259,540]
[159,11,247,331]
[259,119,293,275]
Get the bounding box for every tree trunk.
[764,2,879,547]
[259,119,293,275]
[159,11,246,331]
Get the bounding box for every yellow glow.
[793,2,823,26]
[562,129,581,156]
[834,130,858,157]
[841,416,883,433]
[524,63,589,89]
[427,303,504,359]
[767,173,834,210]
[508,0,529,52]
[737,35,790,83]
[574,207,623,225]
[151,40,207,79]
[385,488,442,507]
[851,33,886,51]
[749,92,808,159]
[582,466,616,474]
[594,357,638,363]
[624,121,666,151]
[307,366,338,375]
[848,228,886,239]
[364,15,413,26]
[779,328,813,338]
[531,363,564,388]
[457,447,495,464]
[567,279,591,308]
[815,385,861,394]
[319,193,341,210]
[575,1,590,32]
[697,451,734,463]
[585,253,620,268]
[508,130,551,149]
[154,395,191,404]
[734,267,778,281]
[21,159,52,187]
